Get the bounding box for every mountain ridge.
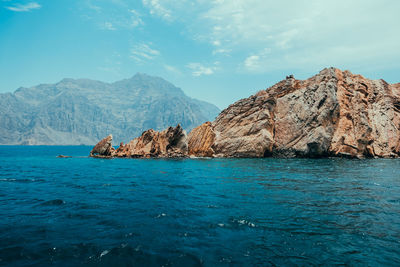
[0,73,220,145]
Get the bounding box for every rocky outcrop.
[92,125,188,158]
[91,68,400,159]
[90,134,114,157]
[56,155,72,158]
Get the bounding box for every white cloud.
[5,2,41,12]
[212,40,221,46]
[187,62,218,77]
[130,43,160,62]
[103,22,116,31]
[128,9,144,27]
[212,48,231,55]
[211,39,231,55]
[141,0,192,22]
[243,48,271,72]
[82,1,144,30]
[81,0,400,74]
[146,0,399,73]
[142,0,172,21]
[164,64,182,75]
[244,55,260,71]
[86,1,101,12]
[198,0,400,72]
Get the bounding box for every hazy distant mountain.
[0,73,220,145]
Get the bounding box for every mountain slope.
[0,73,220,145]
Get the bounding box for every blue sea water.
[0,146,400,266]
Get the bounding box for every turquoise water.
[0,146,400,266]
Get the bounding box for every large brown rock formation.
[91,68,400,158]
[189,68,400,158]
[91,125,188,158]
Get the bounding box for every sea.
[0,146,399,266]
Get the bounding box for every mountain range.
[0,73,220,145]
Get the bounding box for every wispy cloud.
[198,0,400,72]
[5,2,41,12]
[79,0,400,75]
[164,64,182,75]
[102,22,116,31]
[141,0,400,74]
[86,1,101,12]
[187,62,218,77]
[243,48,271,72]
[212,48,231,55]
[211,39,231,55]
[142,0,172,21]
[128,9,144,28]
[141,0,190,22]
[130,43,160,62]
[243,55,260,71]
[82,1,144,31]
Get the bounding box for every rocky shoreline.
[90,67,400,159]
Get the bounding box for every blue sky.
[1,0,399,109]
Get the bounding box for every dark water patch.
[0,246,35,263]
[39,199,65,206]
[0,178,45,183]
[155,193,170,199]
[0,242,204,267]
[86,245,203,267]
[167,184,195,190]
[65,212,99,220]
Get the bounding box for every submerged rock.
[56,155,72,158]
[91,68,400,158]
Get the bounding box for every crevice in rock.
[393,102,400,112]
[317,95,327,109]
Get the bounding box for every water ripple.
[0,147,399,266]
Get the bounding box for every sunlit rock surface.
[90,135,114,157]
[92,68,400,158]
[92,125,187,158]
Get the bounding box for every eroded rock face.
[329,71,400,158]
[187,122,215,157]
[189,67,400,158]
[91,68,400,158]
[100,125,188,158]
[90,134,114,157]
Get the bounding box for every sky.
[0,0,399,109]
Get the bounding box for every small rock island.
[90,67,400,159]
